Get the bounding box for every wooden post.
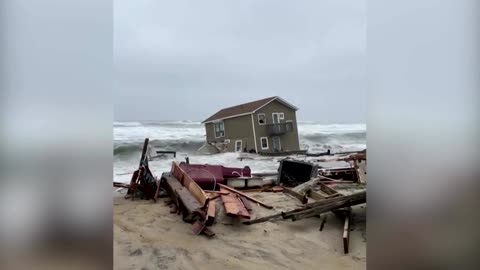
[139,138,149,166]
[343,210,351,254]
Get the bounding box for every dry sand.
[114,190,366,270]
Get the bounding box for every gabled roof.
[202,96,298,124]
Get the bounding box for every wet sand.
[114,190,366,270]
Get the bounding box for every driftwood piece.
[217,184,273,209]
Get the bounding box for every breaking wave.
[301,131,366,143]
[114,139,205,157]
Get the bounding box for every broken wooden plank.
[287,194,365,221]
[219,187,250,219]
[291,177,321,193]
[204,190,230,195]
[163,173,203,222]
[318,181,340,196]
[238,195,252,211]
[306,189,326,200]
[217,184,273,209]
[304,191,365,208]
[192,220,205,235]
[243,213,283,225]
[171,162,209,207]
[139,138,149,166]
[319,216,328,231]
[208,194,221,201]
[283,187,308,204]
[205,201,216,226]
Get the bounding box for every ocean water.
[113,121,366,183]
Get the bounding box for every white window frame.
[272,136,282,151]
[235,140,242,152]
[260,137,269,150]
[257,113,266,125]
[286,120,293,131]
[272,113,280,124]
[279,112,284,120]
[213,121,225,138]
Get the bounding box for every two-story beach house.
[201,96,300,154]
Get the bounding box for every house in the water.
[201,96,301,154]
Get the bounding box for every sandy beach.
[113,189,366,270]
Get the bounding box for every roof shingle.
[202,96,277,123]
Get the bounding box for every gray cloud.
[114,0,365,123]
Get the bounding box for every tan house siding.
[205,114,255,152]
[253,100,300,152]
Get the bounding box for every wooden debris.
[192,220,205,235]
[271,186,284,192]
[319,216,328,231]
[219,187,250,219]
[113,182,131,188]
[318,181,340,196]
[205,201,216,226]
[306,189,326,200]
[204,190,230,195]
[171,162,209,207]
[238,195,252,211]
[202,227,215,238]
[207,194,221,201]
[217,184,273,209]
[343,211,351,254]
[286,192,365,221]
[162,173,203,222]
[243,213,283,225]
[283,187,308,204]
[291,177,321,193]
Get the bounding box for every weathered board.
[205,200,216,226]
[171,161,209,207]
[162,173,203,221]
[218,184,273,209]
[219,187,250,219]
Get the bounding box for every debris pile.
[114,138,366,254]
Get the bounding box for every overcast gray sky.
[114,0,365,123]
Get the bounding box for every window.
[279,113,284,120]
[257,113,266,125]
[286,120,293,131]
[214,122,225,138]
[224,139,230,144]
[235,140,242,152]
[260,137,269,150]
